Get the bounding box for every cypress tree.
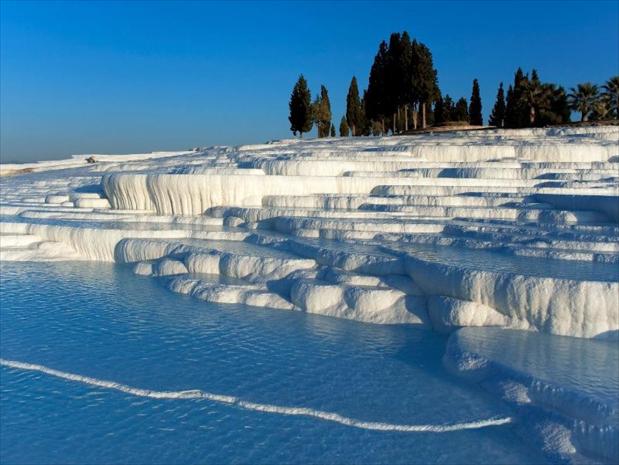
[443,94,454,122]
[433,95,445,125]
[365,41,389,133]
[339,116,350,137]
[365,32,439,132]
[514,68,526,96]
[411,40,438,129]
[330,124,336,137]
[313,85,332,138]
[488,82,506,128]
[288,75,313,137]
[346,76,363,136]
[504,84,516,128]
[398,32,413,131]
[453,97,469,122]
[359,91,370,135]
[469,79,483,125]
[512,68,530,127]
[311,95,320,136]
[385,33,402,133]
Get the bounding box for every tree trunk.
[381,118,385,135]
[422,102,427,129]
[412,104,418,130]
[529,106,535,126]
[404,105,409,132]
[393,112,396,134]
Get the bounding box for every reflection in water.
[0,262,548,465]
[454,327,619,407]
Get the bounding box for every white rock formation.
[0,126,617,338]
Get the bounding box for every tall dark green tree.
[313,85,332,138]
[365,40,389,134]
[539,84,570,125]
[397,32,413,131]
[443,95,454,122]
[363,31,439,132]
[346,76,364,136]
[339,115,350,137]
[488,82,506,128]
[433,95,445,125]
[411,40,438,128]
[452,97,469,122]
[503,68,525,128]
[469,79,483,125]
[288,75,313,137]
[385,32,403,133]
[504,84,517,128]
[359,91,369,135]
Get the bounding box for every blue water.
[454,327,619,413]
[0,262,549,464]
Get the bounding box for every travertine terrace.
[1,126,618,339]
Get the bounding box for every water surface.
[1,262,548,464]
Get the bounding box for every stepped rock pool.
[0,261,554,464]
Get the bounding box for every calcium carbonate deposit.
[1,126,618,463]
[2,126,617,337]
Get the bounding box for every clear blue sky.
[1,0,618,162]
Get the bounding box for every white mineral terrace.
[1,126,618,339]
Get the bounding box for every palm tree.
[520,77,550,126]
[601,76,619,119]
[568,83,599,122]
[590,99,611,121]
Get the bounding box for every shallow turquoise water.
[0,262,548,464]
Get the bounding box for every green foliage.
[339,115,350,137]
[433,95,445,125]
[442,95,454,123]
[565,76,619,122]
[503,68,570,128]
[411,40,439,128]
[359,91,369,135]
[452,97,469,122]
[346,76,364,136]
[365,41,390,125]
[365,31,438,131]
[520,70,546,126]
[469,79,483,125]
[568,83,599,122]
[488,82,506,128]
[290,36,612,134]
[313,85,332,137]
[288,75,313,137]
[504,85,516,128]
[537,84,570,126]
[602,76,619,119]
